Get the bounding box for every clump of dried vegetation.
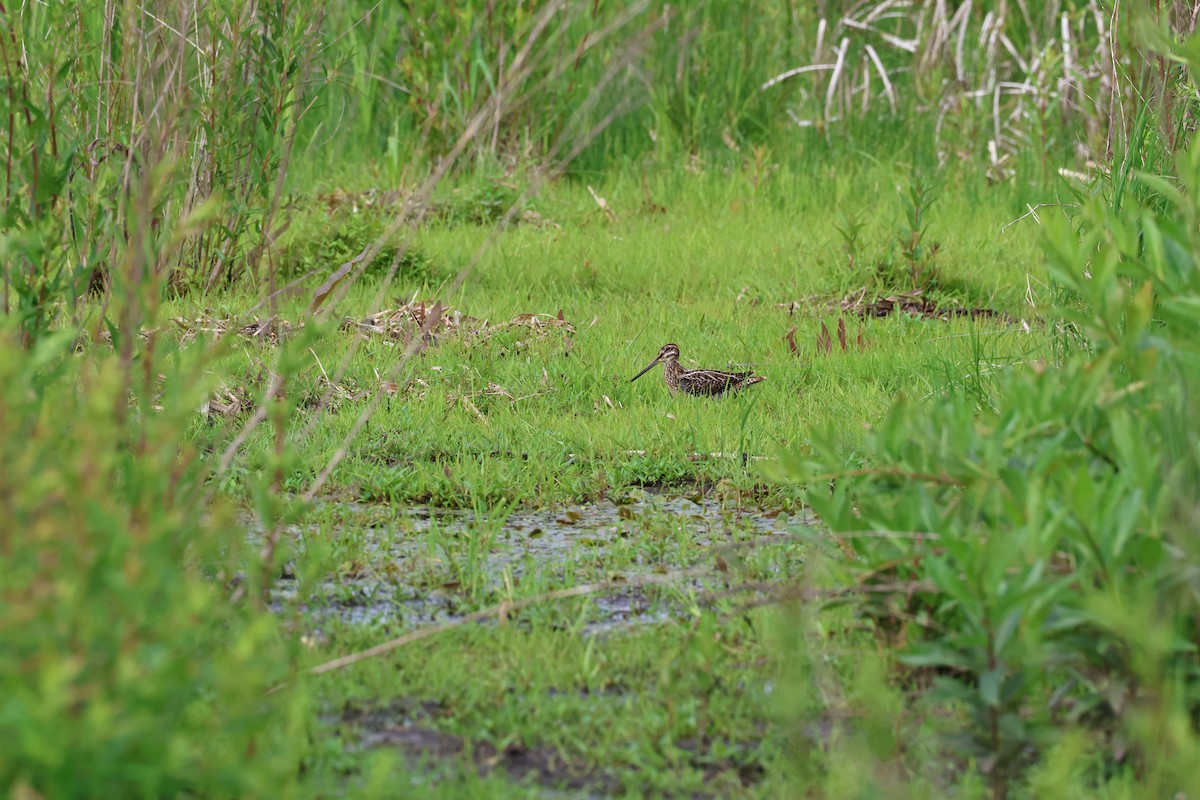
[762,1,1196,179]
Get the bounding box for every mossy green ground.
[182,159,1058,795]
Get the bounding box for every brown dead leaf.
[783,326,798,357]
[203,385,245,418]
[817,322,832,355]
[837,317,847,351]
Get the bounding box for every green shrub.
[279,206,435,283]
[0,329,308,797]
[783,126,1200,795]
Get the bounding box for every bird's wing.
[678,369,754,396]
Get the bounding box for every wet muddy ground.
[325,695,770,797]
[273,494,811,796]
[274,493,809,636]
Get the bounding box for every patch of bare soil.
[335,700,767,796]
[336,699,621,794]
[675,737,767,791]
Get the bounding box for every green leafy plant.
[279,208,435,282]
[832,209,868,276]
[784,122,1200,796]
[884,170,941,291]
[0,329,309,797]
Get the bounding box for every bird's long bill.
[630,356,661,382]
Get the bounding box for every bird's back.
[678,368,762,396]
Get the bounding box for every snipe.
[630,343,765,397]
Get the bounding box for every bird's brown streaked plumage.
[630,343,765,397]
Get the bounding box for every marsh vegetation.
[4,1,1200,797]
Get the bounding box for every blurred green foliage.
[0,330,309,796]
[782,106,1200,800]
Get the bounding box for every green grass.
[292,499,811,798]
[193,162,1051,510]
[305,624,781,797]
[158,158,1059,795]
